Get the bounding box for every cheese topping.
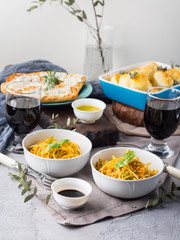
[63,75,83,87]
[3,71,86,103]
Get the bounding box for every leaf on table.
[46,194,51,204]
[24,194,35,203]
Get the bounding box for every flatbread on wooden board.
[1,71,86,103]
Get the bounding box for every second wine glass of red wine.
[5,80,41,154]
[144,86,180,159]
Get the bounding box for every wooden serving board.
[40,105,119,148]
[112,101,144,126]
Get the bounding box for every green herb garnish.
[173,80,180,86]
[171,64,180,69]
[119,70,128,75]
[44,70,62,90]
[157,66,167,71]
[115,151,136,169]
[129,71,138,79]
[45,139,70,152]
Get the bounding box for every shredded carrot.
[95,150,158,180]
[28,137,81,159]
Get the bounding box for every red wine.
[57,189,85,198]
[144,100,180,140]
[6,96,41,134]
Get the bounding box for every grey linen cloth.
[0,59,67,153]
[27,134,180,226]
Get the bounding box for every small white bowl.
[51,178,92,210]
[22,129,92,177]
[71,98,106,123]
[90,147,164,199]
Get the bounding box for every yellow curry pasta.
[95,150,158,180]
[28,137,81,159]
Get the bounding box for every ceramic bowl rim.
[22,129,92,162]
[71,98,106,113]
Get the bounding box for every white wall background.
[0,0,180,74]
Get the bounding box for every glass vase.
[83,25,113,81]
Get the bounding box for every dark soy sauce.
[6,96,41,134]
[57,189,85,198]
[144,100,180,140]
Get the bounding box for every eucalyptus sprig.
[8,163,51,204]
[28,0,106,70]
[49,113,81,131]
[44,70,62,90]
[145,181,180,209]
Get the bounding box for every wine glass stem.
[14,133,26,145]
[6,133,25,154]
[150,137,168,152]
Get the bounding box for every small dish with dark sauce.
[51,178,92,210]
[57,189,85,198]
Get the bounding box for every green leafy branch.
[145,181,180,209]
[28,0,106,69]
[48,113,81,131]
[8,163,51,204]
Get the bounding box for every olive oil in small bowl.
[72,98,106,123]
[76,105,101,112]
[51,178,92,210]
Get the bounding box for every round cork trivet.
[112,101,144,126]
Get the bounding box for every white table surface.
[0,142,180,240]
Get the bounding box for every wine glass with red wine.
[144,86,180,159]
[6,80,41,154]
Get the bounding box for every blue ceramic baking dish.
[99,61,174,111]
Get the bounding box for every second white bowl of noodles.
[22,129,92,177]
[90,147,164,199]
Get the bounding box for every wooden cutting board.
[41,105,119,148]
[112,101,144,126]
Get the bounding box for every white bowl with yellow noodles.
[90,147,164,199]
[22,129,92,177]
